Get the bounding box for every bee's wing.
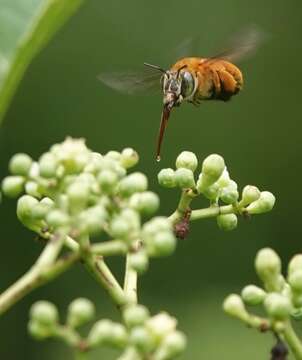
[98,67,162,95]
[205,25,267,64]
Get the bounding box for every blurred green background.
[0,0,301,358]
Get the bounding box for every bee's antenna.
[144,62,168,75]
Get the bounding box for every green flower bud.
[143,217,172,235]
[46,210,70,229]
[88,319,114,346]
[78,206,106,235]
[119,172,148,196]
[255,248,282,291]
[147,231,176,257]
[175,151,198,172]
[25,181,41,198]
[128,251,149,274]
[110,217,132,239]
[17,195,44,231]
[288,270,302,293]
[174,168,195,189]
[130,326,155,353]
[98,170,118,193]
[129,192,160,215]
[216,168,231,188]
[217,214,238,231]
[38,153,58,178]
[199,154,225,190]
[264,293,291,320]
[241,285,266,305]
[223,294,249,321]
[28,319,53,340]
[106,151,121,161]
[110,323,128,348]
[30,301,59,326]
[157,168,176,188]
[9,153,33,176]
[123,305,150,328]
[197,179,219,200]
[121,148,139,169]
[67,298,95,328]
[2,176,24,197]
[240,185,261,207]
[67,182,90,212]
[246,191,275,214]
[220,186,239,204]
[31,198,54,220]
[146,312,177,341]
[158,331,187,358]
[288,255,302,275]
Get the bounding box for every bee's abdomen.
[209,60,243,101]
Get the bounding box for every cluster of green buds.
[158,151,275,233]
[223,248,302,358]
[1,138,176,270]
[28,299,186,359]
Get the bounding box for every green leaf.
[0,0,84,124]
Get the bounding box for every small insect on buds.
[120,148,139,169]
[255,248,282,291]
[123,304,150,328]
[9,153,33,176]
[240,185,261,207]
[223,294,249,321]
[157,168,176,188]
[175,151,198,172]
[246,191,275,214]
[241,285,266,306]
[174,168,195,189]
[217,214,238,231]
[264,293,292,320]
[67,298,95,328]
[1,176,25,198]
[199,154,225,191]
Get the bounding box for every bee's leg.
[223,63,243,90]
[188,99,201,107]
[216,69,240,101]
[210,69,221,99]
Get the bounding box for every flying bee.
[99,27,263,161]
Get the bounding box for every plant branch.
[123,254,137,305]
[283,321,302,359]
[190,204,236,221]
[168,189,197,224]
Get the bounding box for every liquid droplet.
[156,155,161,162]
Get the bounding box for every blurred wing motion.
[205,25,266,64]
[98,68,162,95]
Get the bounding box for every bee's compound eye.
[181,71,194,98]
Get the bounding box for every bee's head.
[143,62,196,161]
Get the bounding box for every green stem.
[0,242,78,316]
[82,253,127,308]
[91,240,127,256]
[168,189,197,224]
[283,321,302,359]
[190,204,235,221]
[124,254,137,305]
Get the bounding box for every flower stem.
[283,321,302,359]
[0,235,76,316]
[168,189,197,224]
[190,204,235,221]
[124,254,137,305]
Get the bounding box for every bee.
[99,27,262,161]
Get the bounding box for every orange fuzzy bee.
[99,27,262,160]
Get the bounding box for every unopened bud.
[46,210,70,229]
[223,294,249,321]
[240,185,261,207]
[246,191,275,214]
[220,186,239,204]
[175,168,195,189]
[147,231,176,257]
[199,154,225,190]
[119,172,148,196]
[39,153,58,178]
[175,151,198,172]
[17,195,43,231]
[156,331,187,359]
[129,191,160,215]
[98,170,118,193]
[2,176,24,197]
[157,168,176,188]
[241,285,266,305]
[217,214,238,231]
[255,248,282,291]
[30,301,59,326]
[9,153,33,176]
[123,304,150,328]
[288,270,302,293]
[264,293,291,320]
[288,254,302,275]
[128,251,149,274]
[146,312,177,341]
[67,298,95,328]
[121,148,139,169]
[130,326,155,353]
